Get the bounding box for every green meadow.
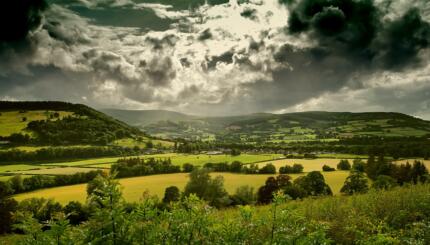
[0,110,73,137]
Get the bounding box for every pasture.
[0,110,73,137]
[0,164,49,173]
[13,171,350,204]
[17,167,100,175]
[40,153,283,168]
[114,137,175,148]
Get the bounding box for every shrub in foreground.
[11,175,430,244]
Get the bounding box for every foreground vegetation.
[3,174,430,244]
[1,153,428,244]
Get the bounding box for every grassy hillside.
[121,111,430,143]
[0,101,145,146]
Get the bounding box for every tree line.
[0,146,142,164]
[2,170,104,195]
[111,157,305,178]
[176,136,430,159]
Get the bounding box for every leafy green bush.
[337,159,351,170]
[259,163,276,174]
[322,164,335,172]
[279,163,304,174]
[340,172,369,195]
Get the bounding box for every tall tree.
[340,172,369,195]
[0,182,18,234]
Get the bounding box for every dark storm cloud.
[133,0,229,11]
[284,0,430,70]
[144,57,177,87]
[145,34,178,50]
[236,43,359,113]
[1,0,430,118]
[0,0,48,68]
[241,8,258,21]
[0,65,92,102]
[374,8,430,69]
[198,29,213,41]
[205,51,234,70]
[0,0,48,45]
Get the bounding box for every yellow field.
[0,110,73,137]
[257,158,358,172]
[14,171,349,204]
[394,159,430,169]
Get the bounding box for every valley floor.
[13,171,350,204]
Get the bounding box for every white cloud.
[2,0,430,118]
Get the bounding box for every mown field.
[13,171,350,204]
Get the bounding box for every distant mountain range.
[100,109,194,126]
[101,109,430,143]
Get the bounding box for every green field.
[14,171,349,204]
[113,137,174,148]
[0,110,73,137]
[0,176,13,181]
[0,164,49,173]
[17,167,101,175]
[40,156,126,167]
[87,163,112,169]
[41,153,283,168]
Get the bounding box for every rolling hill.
[100,109,194,126]
[103,110,430,143]
[0,101,145,146]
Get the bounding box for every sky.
[1,0,430,118]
